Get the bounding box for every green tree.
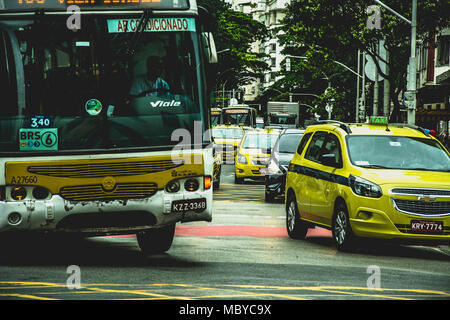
[278,0,449,121]
[199,0,269,106]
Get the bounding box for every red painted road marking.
[109,226,332,238]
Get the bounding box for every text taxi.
[234,129,279,184]
[285,118,450,251]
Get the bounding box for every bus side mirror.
[202,32,218,64]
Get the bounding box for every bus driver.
[129,55,170,97]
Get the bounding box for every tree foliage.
[278,0,450,121]
[198,0,269,94]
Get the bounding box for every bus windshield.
[269,115,296,125]
[0,15,206,153]
[242,133,278,151]
[222,108,255,127]
[212,128,243,140]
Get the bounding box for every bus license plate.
[410,220,443,234]
[172,198,207,213]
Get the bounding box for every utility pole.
[406,0,417,125]
[356,50,361,122]
[373,42,379,117]
[374,0,417,124]
[383,49,390,117]
[360,52,366,121]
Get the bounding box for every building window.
[437,35,449,67]
[269,43,276,52]
[271,57,276,68]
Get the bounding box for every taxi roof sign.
[368,116,388,125]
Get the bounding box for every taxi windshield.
[242,133,278,151]
[212,128,243,139]
[347,135,450,172]
[277,133,303,154]
[0,15,204,153]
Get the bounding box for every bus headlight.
[32,186,50,200]
[11,186,27,201]
[185,178,199,192]
[166,180,180,193]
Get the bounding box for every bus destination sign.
[0,0,189,11]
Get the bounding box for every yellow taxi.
[211,125,245,164]
[235,129,280,184]
[285,117,450,251]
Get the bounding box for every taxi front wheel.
[332,202,356,252]
[286,194,308,239]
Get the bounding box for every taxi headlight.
[236,152,247,164]
[349,175,382,198]
[267,159,282,175]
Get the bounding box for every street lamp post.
[285,54,363,120]
[222,79,228,108]
[374,0,417,125]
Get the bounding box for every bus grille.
[28,160,183,178]
[393,199,450,216]
[60,183,158,201]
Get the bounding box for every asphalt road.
[0,164,449,303]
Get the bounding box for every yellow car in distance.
[211,125,244,164]
[235,130,280,184]
[285,118,450,251]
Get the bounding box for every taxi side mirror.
[320,153,339,167]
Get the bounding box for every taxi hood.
[215,138,240,145]
[359,169,450,188]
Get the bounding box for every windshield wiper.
[127,9,152,56]
[357,164,390,169]
[407,167,450,172]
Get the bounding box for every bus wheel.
[137,224,175,254]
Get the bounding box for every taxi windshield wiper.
[358,164,390,169]
[407,167,450,172]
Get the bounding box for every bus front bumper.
[0,190,212,236]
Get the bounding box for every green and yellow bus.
[0,0,217,254]
[222,105,257,128]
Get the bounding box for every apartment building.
[231,0,290,103]
[416,28,450,145]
